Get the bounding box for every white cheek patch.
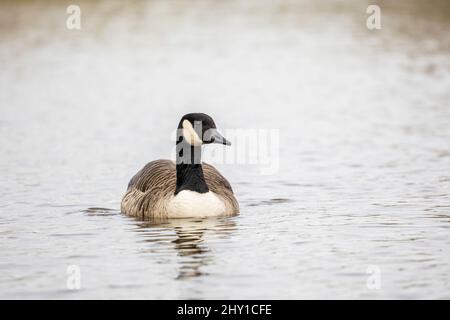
[182,120,203,146]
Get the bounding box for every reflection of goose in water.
[135,217,237,279]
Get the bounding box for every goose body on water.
[121,113,239,219]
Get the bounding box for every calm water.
[0,0,449,299]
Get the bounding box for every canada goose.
[121,113,239,219]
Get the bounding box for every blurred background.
[0,0,449,299]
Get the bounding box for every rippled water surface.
[0,0,449,299]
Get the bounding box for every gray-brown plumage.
[121,159,239,219]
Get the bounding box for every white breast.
[166,190,227,218]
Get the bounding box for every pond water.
[0,0,449,299]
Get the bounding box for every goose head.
[177,113,231,147]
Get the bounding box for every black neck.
[175,142,209,195]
